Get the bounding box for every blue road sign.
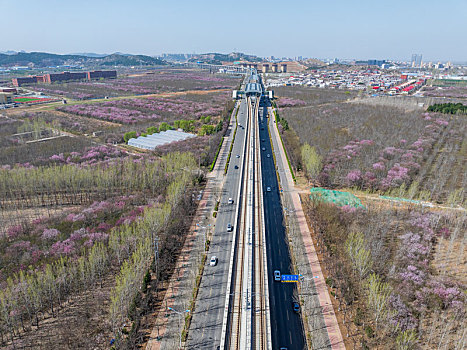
[281,274,299,282]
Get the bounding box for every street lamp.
[167,307,190,349]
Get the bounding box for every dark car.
[292,301,300,313]
[234,165,238,169]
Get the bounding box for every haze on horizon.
[0,0,466,62]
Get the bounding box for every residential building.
[0,92,14,104]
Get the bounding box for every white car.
[274,270,281,281]
[236,154,240,158]
[209,256,218,266]
[228,197,234,204]
[227,223,233,232]
[267,154,270,158]
[266,186,271,192]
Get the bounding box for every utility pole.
[167,307,190,349]
[154,236,159,280]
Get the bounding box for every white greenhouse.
[128,130,196,150]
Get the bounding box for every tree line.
[303,199,465,349]
[0,157,197,347]
[427,103,466,114]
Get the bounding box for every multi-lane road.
[188,72,306,350]
[258,100,306,350]
[187,95,249,349]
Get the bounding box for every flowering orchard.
[0,151,200,348]
[0,153,191,224]
[31,69,241,100]
[58,91,230,124]
[274,86,356,106]
[421,86,467,99]
[279,95,467,205]
[304,199,466,349]
[277,97,306,107]
[1,196,143,283]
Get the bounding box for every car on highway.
[292,301,300,313]
[267,154,270,158]
[234,165,238,169]
[227,223,233,232]
[236,154,240,158]
[262,147,266,151]
[228,197,234,204]
[274,270,281,281]
[209,256,218,266]
[266,186,271,192]
[261,139,265,142]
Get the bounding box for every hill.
[0,52,166,67]
[189,52,261,65]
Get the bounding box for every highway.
[258,100,306,350]
[187,92,249,349]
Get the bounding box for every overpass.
[182,62,250,74]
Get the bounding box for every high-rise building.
[411,54,422,67]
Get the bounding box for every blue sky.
[0,0,466,61]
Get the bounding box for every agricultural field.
[57,90,231,124]
[4,82,235,167]
[0,154,199,349]
[274,86,357,106]
[303,198,466,349]
[30,68,241,100]
[276,86,467,206]
[275,85,466,349]
[0,116,125,167]
[19,110,124,142]
[421,86,467,99]
[0,68,238,348]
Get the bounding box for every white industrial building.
[128,129,196,150]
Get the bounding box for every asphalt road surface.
[187,98,249,349]
[188,76,306,349]
[258,100,307,350]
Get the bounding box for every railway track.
[253,97,268,350]
[229,96,253,349]
[222,69,271,350]
[227,95,269,349]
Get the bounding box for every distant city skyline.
[0,0,466,62]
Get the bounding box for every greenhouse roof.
[128,130,195,150]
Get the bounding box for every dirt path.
[347,191,467,213]
[66,88,231,105]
